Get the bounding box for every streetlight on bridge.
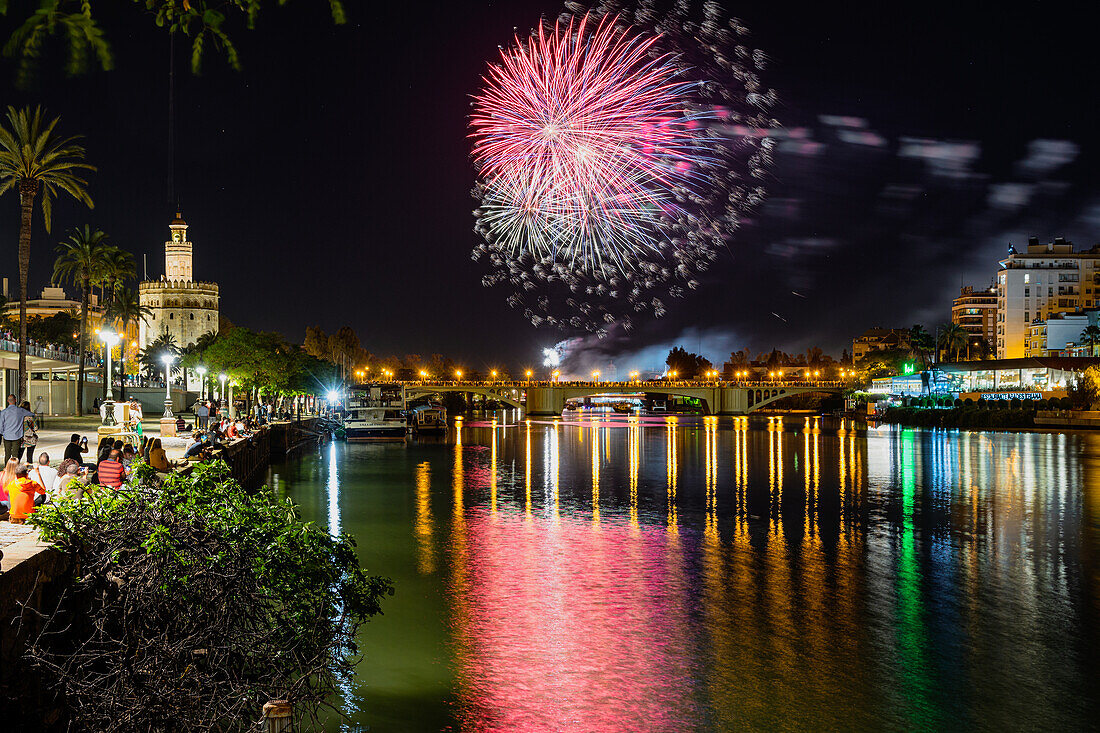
[455,369,463,380]
[525,369,533,381]
[591,370,600,382]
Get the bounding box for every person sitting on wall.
[7,464,47,522]
[96,450,126,490]
[183,433,208,460]
[148,438,172,473]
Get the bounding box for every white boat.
[410,404,447,434]
[345,383,408,440]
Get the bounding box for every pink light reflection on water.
[449,507,702,732]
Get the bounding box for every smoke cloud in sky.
[553,113,1092,372]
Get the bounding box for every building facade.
[996,236,1100,359]
[852,328,912,361]
[138,213,219,349]
[951,283,997,352]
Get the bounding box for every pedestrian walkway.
[29,415,194,464]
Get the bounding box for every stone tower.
[138,212,220,349]
[164,212,193,281]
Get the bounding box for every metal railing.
[0,338,95,365]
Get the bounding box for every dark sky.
[2,1,1097,373]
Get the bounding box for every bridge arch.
[405,384,524,410]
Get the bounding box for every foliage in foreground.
[27,461,393,732]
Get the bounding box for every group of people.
[0,436,93,521]
[0,394,41,463]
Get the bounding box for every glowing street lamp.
[162,353,176,418]
[525,369,533,380]
[490,369,498,380]
[455,369,463,380]
[629,370,639,381]
[196,365,207,400]
[98,330,120,426]
[218,372,227,402]
[591,370,600,382]
[551,369,560,382]
[419,370,429,381]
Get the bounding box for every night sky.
[2,1,1097,373]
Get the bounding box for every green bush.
[27,461,394,732]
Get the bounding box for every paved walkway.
[23,414,194,464]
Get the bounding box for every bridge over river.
[401,379,844,416]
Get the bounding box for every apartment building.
[996,236,1100,358]
[951,283,997,350]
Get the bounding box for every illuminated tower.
[138,211,220,349]
[164,212,193,281]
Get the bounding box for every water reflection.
[284,416,1100,731]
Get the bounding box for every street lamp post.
[99,330,120,427]
[161,354,176,418]
[219,373,227,403]
[196,365,207,401]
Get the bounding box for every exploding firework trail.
[470,2,777,336]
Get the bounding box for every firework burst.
[471,2,777,334]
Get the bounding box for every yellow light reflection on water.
[525,420,532,516]
[628,417,640,528]
[592,422,601,525]
[666,418,678,532]
[415,461,435,574]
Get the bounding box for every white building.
[996,236,1100,359]
[138,213,220,349]
[1026,313,1090,357]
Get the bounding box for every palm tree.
[0,106,94,400]
[909,324,935,369]
[1079,325,1100,357]
[99,247,135,307]
[52,226,111,415]
[939,322,968,362]
[105,286,152,401]
[139,333,180,385]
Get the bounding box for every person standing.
[197,400,209,429]
[20,401,38,461]
[0,395,32,462]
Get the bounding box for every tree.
[52,226,110,414]
[0,0,347,86]
[908,324,935,367]
[25,310,78,348]
[1080,325,1100,357]
[105,286,152,400]
[139,333,180,383]
[0,106,94,400]
[939,322,968,362]
[25,460,391,731]
[665,346,712,379]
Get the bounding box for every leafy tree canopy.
[0,0,346,87]
[27,460,392,731]
[666,346,712,379]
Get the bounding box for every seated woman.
[148,438,172,472]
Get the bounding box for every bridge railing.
[398,379,844,389]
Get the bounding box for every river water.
[267,414,1100,732]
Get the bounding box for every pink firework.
[470,13,706,273]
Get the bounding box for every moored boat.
[345,383,408,440]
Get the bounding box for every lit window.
[1024,274,1030,283]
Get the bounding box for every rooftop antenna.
[143,253,148,281]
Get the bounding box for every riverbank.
[877,405,1037,429]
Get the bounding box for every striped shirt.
[96,459,125,488]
